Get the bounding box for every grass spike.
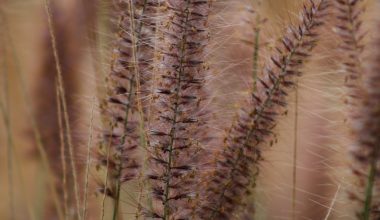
[349,7,380,219]
[196,0,331,218]
[96,0,159,218]
[146,0,212,219]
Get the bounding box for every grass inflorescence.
[95,0,159,219]
[196,0,331,218]
[346,8,380,219]
[146,0,212,219]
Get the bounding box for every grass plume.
[95,0,159,218]
[332,1,380,219]
[348,6,380,219]
[196,0,331,218]
[334,0,366,109]
[146,0,212,219]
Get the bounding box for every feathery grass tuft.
[334,0,366,109]
[348,9,380,219]
[96,0,159,219]
[145,0,212,219]
[196,0,331,218]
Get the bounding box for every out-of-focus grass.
[1,1,46,219]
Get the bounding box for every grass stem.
[43,1,81,218]
[56,81,68,220]
[292,83,299,220]
[83,97,96,220]
[362,159,377,220]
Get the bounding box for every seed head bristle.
[334,0,366,109]
[349,9,380,219]
[145,0,212,219]
[95,0,159,216]
[195,0,331,219]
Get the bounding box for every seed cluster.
[335,0,366,109]
[96,0,158,202]
[349,16,380,219]
[146,0,211,219]
[196,1,330,218]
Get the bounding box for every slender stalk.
[252,15,261,92]
[362,159,376,220]
[83,97,96,220]
[111,179,121,220]
[292,83,299,220]
[43,1,81,218]
[239,5,266,217]
[101,141,111,220]
[56,82,68,220]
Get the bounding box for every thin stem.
[252,16,260,92]
[83,97,96,220]
[292,83,299,220]
[112,180,122,220]
[101,142,112,220]
[43,1,81,218]
[56,81,68,220]
[362,158,377,220]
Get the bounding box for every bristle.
[96,0,158,217]
[334,0,366,110]
[145,0,212,219]
[333,0,380,218]
[195,0,331,219]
